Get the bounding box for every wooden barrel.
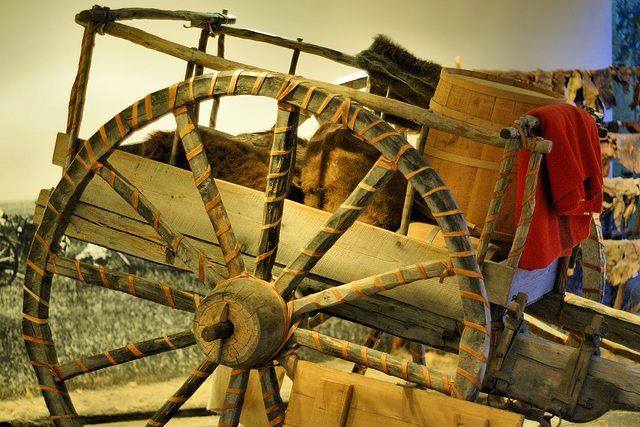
[425,68,565,242]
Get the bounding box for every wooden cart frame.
[23,6,640,426]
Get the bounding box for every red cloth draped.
[515,104,602,270]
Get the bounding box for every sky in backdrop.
[0,0,611,202]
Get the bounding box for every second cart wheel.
[24,70,490,426]
[0,236,18,286]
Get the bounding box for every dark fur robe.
[142,124,406,230]
[142,127,272,193]
[301,122,407,231]
[356,35,442,130]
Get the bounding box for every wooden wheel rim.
[23,69,490,422]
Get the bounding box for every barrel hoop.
[423,144,501,171]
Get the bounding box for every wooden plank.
[526,292,640,352]
[452,413,490,427]
[36,196,464,353]
[35,150,514,299]
[494,333,640,419]
[309,379,353,427]
[285,361,524,427]
[34,150,515,351]
[53,133,71,167]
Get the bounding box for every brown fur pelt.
[355,35,442,130]
[142,127,306,201]
[301,122,407,231]
[142,124,406,231]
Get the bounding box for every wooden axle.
[201,321,234,342]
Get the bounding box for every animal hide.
[355,35,441,130]
[581,70,600,110]
[142,124,407,231]
[300,122,407,231]
[602,177,640,230]
[566,70,583,104]
[612,66,632,94]
[552,70,569,95]
[610,132,640,173]
[604,239,640,287]
[142,127,306,203]
[592,68,616,109]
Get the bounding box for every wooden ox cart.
[23,6,640,426]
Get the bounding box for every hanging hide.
[355,34,442,130]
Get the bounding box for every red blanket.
[515,104,602,270]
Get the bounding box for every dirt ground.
[1,354,638,427]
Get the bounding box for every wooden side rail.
[73,10,548,154]
[77,6,237,26]
[36,150,514,354]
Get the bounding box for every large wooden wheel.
[23,70,491,425]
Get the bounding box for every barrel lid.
[440,68,566,105]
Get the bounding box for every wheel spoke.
[174,106,246,278]
[58,330,196,381]
[258,366,286,427]
[291,260,446,319]
[255,104,300,281]
[93,160,224,288]
[291,328,456,397]
[275,158,397,298]
[47,256,203,312]
[277,352,301,379]
[218,369,250,427]
[147,357,218,427]
[307,312,331,329]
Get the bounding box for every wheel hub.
[193,275,288,369]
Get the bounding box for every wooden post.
[146,359,218,426]
[209,8,227,128]
[192,28,210,122]
[218,369,250,426]
[259,366,287,426]
[351,329,382,374]
[614,281,627,310]
[580,215,606,302]
[173,106,246,277]
[288,37,303,75]
[170,28,211,166]
[65,19,100,169]
[505,151,543,269]
[475,138,520,265]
